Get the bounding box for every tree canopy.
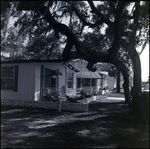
[1,1,149,62]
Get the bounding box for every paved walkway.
[101,91,125,100]
[88,91,126,111]
[105,91,125,97]
[107,97,125,100]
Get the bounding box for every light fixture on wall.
[43,69,62,78]
[52,75,56,79]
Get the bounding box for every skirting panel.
[1,99,88,112]
[1,95,106,112]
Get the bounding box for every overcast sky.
[140,44,149,81]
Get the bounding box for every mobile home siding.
[34,63,41,101]
[1,63,36,101]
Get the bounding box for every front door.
[40,65,60,100]
[44,68,57,91]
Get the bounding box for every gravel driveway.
[1,98,149,148]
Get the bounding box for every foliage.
[42,89,59,102]
[1,2,64,60]
[65,95,80,103]
[42,88,94,102]
[66,91,93,102]
[80,89,94,97]
[1,1,149,62]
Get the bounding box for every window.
[83,79,90,87]
[1,66,18,91]
[76,78,97,88]
[67,73,73,88]
[45,68,51,88]
[92,79,97,86]
[76,78,81,88]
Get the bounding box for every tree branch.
[108,1,127,59]
[87,1,113,28]
[16,1,129,74]
[44,8,115,71]
[73,5,109,29]
[72,6,89,26]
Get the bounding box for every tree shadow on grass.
[1,102,149,148]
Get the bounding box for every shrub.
[65,95,79,102]
[42,90,59,102]
[80,90,93,97]
[66,91,93,102]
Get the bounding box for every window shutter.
[40,65,44,99]
[41,65,44,88]
[56,69,59,91]
[14,65,19,92]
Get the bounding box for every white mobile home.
[70,59,101,94]
[1,59,79,102]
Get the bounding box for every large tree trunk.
[127,1,142,100]
[117,69,120,93]
[130,49,142,100]
[122,77,131,104]
[128,49,146,123]
[113,61,131,103]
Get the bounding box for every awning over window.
[63,62,79,72]
[76,71,101,79]
[99,71,108,75]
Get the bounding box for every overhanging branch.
[87,1,113,28]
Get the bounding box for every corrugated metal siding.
[1,63,36,101]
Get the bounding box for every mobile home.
[1,59,79,102]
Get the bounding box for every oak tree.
[1,1,149,104]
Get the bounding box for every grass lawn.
[1,98,149,148]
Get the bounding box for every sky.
[140,44,149,81]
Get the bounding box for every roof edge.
[1,59,69,64]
